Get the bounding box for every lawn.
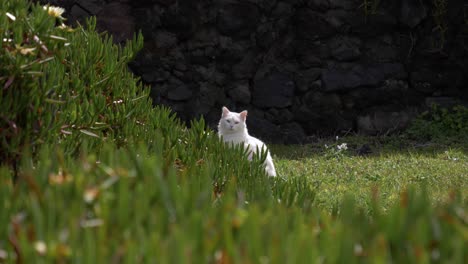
[272,136,468,211]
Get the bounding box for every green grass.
[272,136,468,211]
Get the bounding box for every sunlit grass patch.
[272,136,468,211]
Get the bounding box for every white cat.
[217,106,277,177]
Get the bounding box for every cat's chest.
[221,133,247,145]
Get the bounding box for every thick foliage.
[1,146,467,263]
[0,0,157,166]
[406,105,468,143]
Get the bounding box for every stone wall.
[45,0,468,143]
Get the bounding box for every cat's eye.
[226,120,231,123]
[235,121,239,124]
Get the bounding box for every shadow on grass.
[270,135,468,160]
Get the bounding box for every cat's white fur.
[217,106,277,177]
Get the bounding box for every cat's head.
[218,106,247,134]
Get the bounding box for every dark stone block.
[295,9,335,40]
[322,63,406,92]
[302,114,354,134]
[329,35,361,61]
[364,37,398,62]
[399,0,427,28]
[281,122,306,144]
[328,0,360,10]
[217,2,260,38]
[295,68,322,93]
[167,84,193,101]
[308,0,330,11]
[265,108,294,124]
[253,70,295,108]
[357,108,417,134]
[96,3,135,43]
[247,116,283,143]
[227,81,251,104]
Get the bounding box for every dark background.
[41,0,468,143]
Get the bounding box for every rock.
[322,63,406,92]
[328,0,360,10]
[325,9,366,33]
[295,9,334,40]
[161,3,198,39]
[295,68,322,92]
[194,65,216,81]
[247,116,283,143]
[342,80,410,110]
[329,35,361,61]
[308,0,330,11]
[217,2,260,38]
[364,38,398,62]
[311,80,322,90]
[141,69,170,83]
[199,82,225,106]
[410,68,438,94]
[75,0,102,15]
[256,22,276,49]
[281,122,306,144]
[188,27,218,49]
[272,2,293,18]
[410,67,464,95]
[154,31,178,49]
[252,70,295,108]
[232,52,258,79]
[96,3,135,43]
[155,0,177,7]
[304,91,342,114]
[295,40,330,62]
[293,92,342,123]
[302,113,354,134]
[69,4,91,24]
[357,108,416,134]
[299,53,323,68]
[293,104,321,121]
[228,82,251,104]
[400,0,427,28]
[265,108,294,124]
[425,97,463,108]
[167,84,193,101]
[216,41,250,69]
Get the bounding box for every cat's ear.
[222,106,230,117]
[240,110,248,121]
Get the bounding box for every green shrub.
[406,105,468,143]
[1,145,466,263]
[0,0,160,167]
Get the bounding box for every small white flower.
[354,243,363,256]
[43,5,65,18]
[337,143,348,151]
[34,241,47,255]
